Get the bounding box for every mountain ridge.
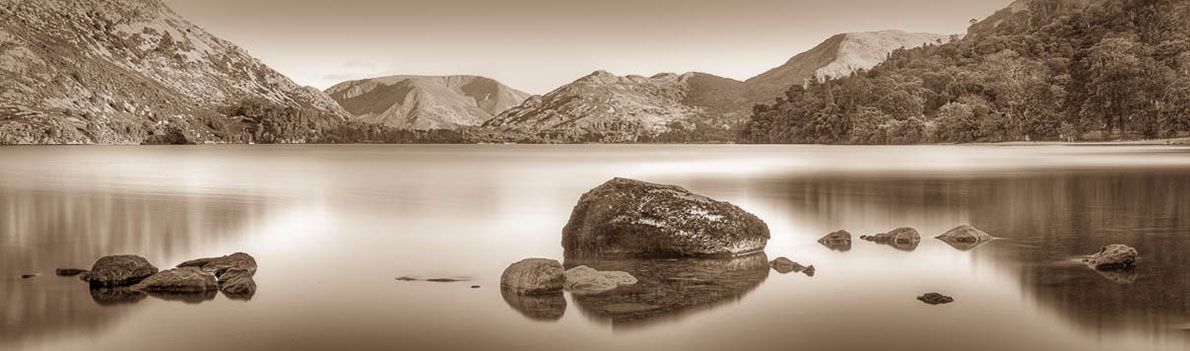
[325,75,530,130]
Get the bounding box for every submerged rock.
[55,268,88,276]
[935,225,994,251]
[563,265,637,294]
[562,178,770,260]
[131,267,218,293]
[500,258,565,295]
[817,230,852,251]
[917,292,954,305]
[769,257,806,274]
[861,227,921,251]
[1083,244,1138,270]
[803,265,816,277]
[80,255,159,287]
[20,274,38,279]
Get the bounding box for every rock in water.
[769,257,806,274]
[562,178,770,259]
[178,252,258,297]
[131,267,218,293]
[20,274,39,279]
[218,268,257,299]
[55,268,88,276]
[501,258,565,295]
[178,252,257,276]
[1083,244,1138,270]
[935,225,994,251]
[803,265,816,277]
[861,227,921,251]
[917,292,954,305]
[80,255,159,287]
[817,230,852,251]
[563,265,637,294]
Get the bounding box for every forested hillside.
[741,0,1190,144]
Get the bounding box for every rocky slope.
[0,0,347,144]
[482,71,748,142]
[482,31,946,142]
[745,30,952,103]
[325,75,530,130]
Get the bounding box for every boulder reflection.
[500,288,566,321]
[563,254,769,329]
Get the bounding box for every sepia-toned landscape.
[2,1,1189,350]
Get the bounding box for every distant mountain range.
[477,30,949,142]
[0,0,951,144]
[325,75,530,130]
[0,0,346,144]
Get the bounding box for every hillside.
[746,30,952,103]
[325,75,529,130]
[742,0,1190,144]
[0,0,348,144]
[481,71,748,143]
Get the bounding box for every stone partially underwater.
[566,254,770,328]
[75,253,258,303]
[562,178,770,260]
[935,225,995,251]
[861,227,921,251]
[502,178,773,324]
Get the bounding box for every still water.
[1,145,1188,351]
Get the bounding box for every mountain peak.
[745,29,949,102]
[324,75,530,130]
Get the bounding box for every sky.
[162,0,1012,94]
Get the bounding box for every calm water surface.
[1,145,1189,351]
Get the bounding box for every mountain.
[481,71,748,142]
[741,0,1190,145]
[481,31,946,142]
[745,30,952,103]
[325,75,530,130]
[0,0,348,144]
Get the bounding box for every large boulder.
[861,227,921,251]
[817,230,852,251]
[1083,244,1138,270]
[79,255,159,287]
[500,258,565,295]
[563,265,637,294]
[935,225,994,251]
[131,267,218,293]
[562,178,770,259]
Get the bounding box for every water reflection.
[0,187,267,348]
[500,288,566,321]
[564,254,770,329]
[744,170,1190,345]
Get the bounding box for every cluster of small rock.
[62,252,257,300]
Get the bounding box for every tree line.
[741,0,1190,144]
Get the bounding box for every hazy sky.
[163,0,1011,94]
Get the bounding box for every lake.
[2,145,1189,351]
